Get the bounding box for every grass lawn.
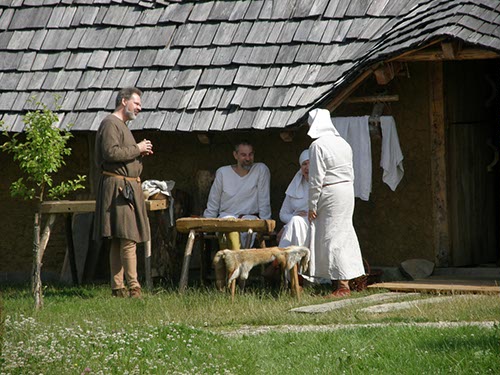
[1,284,499,374]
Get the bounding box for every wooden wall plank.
[429,61,450,267]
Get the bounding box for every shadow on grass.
[417,325,500,353]
[1,282,103,300]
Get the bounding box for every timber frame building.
[1,0,500,281]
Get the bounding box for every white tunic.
[307,109,365,281]
[203,162,271,220]
[278,171,309,248]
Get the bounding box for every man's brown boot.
[111,288,128,298]
[129,287,142,299]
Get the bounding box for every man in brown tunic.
[94,87,153,298]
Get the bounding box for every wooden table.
[40,199,168,289]
[175,217,276,292]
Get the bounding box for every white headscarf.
[307,108,339,139]
[299,149,309,165]
[285,149,310,198]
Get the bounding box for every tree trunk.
[32,211,43,309]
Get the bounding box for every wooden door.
[446,60,499,266]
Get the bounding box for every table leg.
[199,233,209,285]
[144,240,152,290]
[179,229,196,293]
[244,228,253,248]
[65,214,79,286]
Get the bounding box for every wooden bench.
[40,199,168,288]
[175,217,276,292]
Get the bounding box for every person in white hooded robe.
[307,108,365,298]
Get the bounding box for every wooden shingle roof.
[1,0,500,132]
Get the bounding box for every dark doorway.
[446,59,500,266]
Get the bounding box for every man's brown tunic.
[93,114,150,243]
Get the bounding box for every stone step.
[358,294,481,314]
[289,292,419,314]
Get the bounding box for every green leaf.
[1,96,87,202]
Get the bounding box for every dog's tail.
[299,246,310,273]
[284,246,310,272]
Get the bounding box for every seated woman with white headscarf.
[278,149,310,248]
[263,149,310,284]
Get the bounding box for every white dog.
[213,246,310,297]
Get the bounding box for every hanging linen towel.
[380,116,404,191]
[332,116,372,201]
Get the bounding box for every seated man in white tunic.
[203,140,271,249]
[278,149,310,249]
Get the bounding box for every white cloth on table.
[141,179,176,227]
[279,170,309,248]
[333,116,372,201]
[380,115,404,191]
[142,179,175,197]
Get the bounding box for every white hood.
[307,108,339,139]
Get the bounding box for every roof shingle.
[1,0,499,133]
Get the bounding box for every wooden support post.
[429,62,450,267]
[441,41,458,60]
[65,213,79,285]
[179,229,196,293]
[144,240,152,289]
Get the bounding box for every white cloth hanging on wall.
[332,116,372,201]
[380,116,404,191]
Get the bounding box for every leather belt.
[102,171,141,183]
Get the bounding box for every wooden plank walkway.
[368,278,500,295]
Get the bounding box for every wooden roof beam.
[441,41,459,59]
[395,47,500,61]
[345,94,399,104]
[325,69,375,112]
